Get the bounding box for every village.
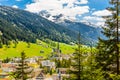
[0,47,72,80]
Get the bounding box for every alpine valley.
[0,6,103,45]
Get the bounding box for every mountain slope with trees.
[39,11,105,45]
[0,6,77,44]
[58,20,105,45]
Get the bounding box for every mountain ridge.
[0,6,77,44]
[0,6,103,45]
[39,10,104,45]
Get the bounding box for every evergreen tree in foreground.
[96,0,120,75]
[12,52,33,80]
[70,32,82,80]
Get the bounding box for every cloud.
[83,16,105,27]
[33,0,88,4]
[84,16,105,21]
[16,0,21,1]
[75,0,88,4]
[12,5,18,8]
[25,0,89,21]
[92,10,111,16]
[88,9,111,27]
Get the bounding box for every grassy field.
[58,43,77,54]
[0,41,77,59]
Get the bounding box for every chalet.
[1,63,17,72]
[35,72,45,80]
[51,54,70,60]
[25,58,36,63]
[56,68,70,79]
[41,60,55,69]
[57,68,69,74]
[61,54,70,60]
[12,57,21,63]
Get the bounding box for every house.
[12,57,21,63]
[41,60,55,69]
[1,63,17,72]
[0,73,9,80]
[57,68,69,74]
[70,42,75,45]
[35,72,45,80]
[28,63,39,68]
[61,54,70,60]
[56,68,70,79]
[51,54,70,60]
[25,58,37,63]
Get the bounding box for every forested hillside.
[58,20,104,45]
[0,6,77,44]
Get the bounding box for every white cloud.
[84,16,105,21]
[33,0,88,4]
[12,5,18,8]
[82,9,112,27]
[83,16,105,27]
[16,0,21,1]
[25,0,89,21]
[92,10,111,16]
[75,0,88,4]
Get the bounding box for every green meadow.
[0,41,77,59]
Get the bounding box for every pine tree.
[96,0,120,75]
[70,32,82,80]
[12,52,33,80]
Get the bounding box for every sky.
[0,0,111,27]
